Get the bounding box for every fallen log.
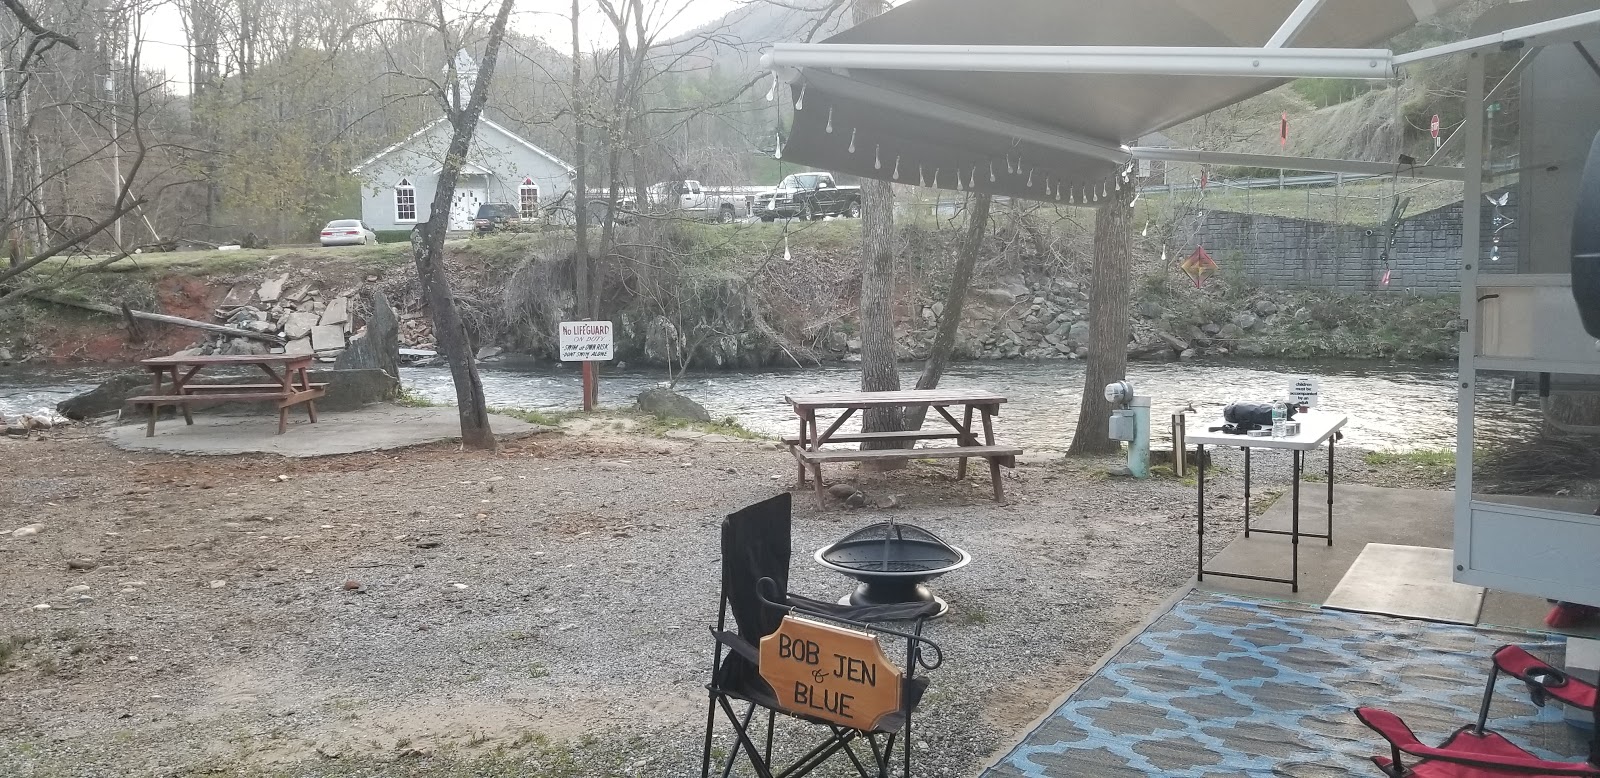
[29,293,283,344]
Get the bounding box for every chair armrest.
[1494,644,1598,710]
[1355,708,1600,776]
[710,629,760,664]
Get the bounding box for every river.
[0,359,1533,453]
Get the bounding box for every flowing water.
[0,359,1536,453]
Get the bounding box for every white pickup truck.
[646,180,752,223]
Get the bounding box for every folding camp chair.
[1356,645,1600,777]
[701,493,946,778]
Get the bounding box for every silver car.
[319,219,377,247]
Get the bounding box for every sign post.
[558,320,613,412]
[1431,114,1441,149]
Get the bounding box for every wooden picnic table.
[783,389,1022,506]
[128,354,327,437]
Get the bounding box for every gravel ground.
[0,424,1433,777]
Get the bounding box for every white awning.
[763,0,1458,202]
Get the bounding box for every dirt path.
[0,425,1394,777]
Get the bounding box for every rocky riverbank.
[0,224,1458,369]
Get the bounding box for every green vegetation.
[395,388,439,408]
[1136,178,1464,228]
[1290,78,1373,108]
[375,229,414,244]
[1365,449,1457,482]
[492,407,572,427]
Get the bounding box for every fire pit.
[814,520,971,618]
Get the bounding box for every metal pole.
[106,73,121,248]
[1453,51,1487,579]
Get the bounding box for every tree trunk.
[906,192,989,430]
[1068,184,1135,455]
[570,0,591,318]
[852,0,902,462]
[409,0,516,452]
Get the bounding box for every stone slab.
[310,325,346,352]
[318,296,350,326]
[1323,543,1484,625]
[105,405,548,457]
[283,312,319,340]
[257,273,290,304]
[218,285,254,309]
[284,336,314,356]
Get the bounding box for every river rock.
[846,339,862,351]
[636,387,711,423]
[1231,312,1259,331]
[1137,301,1164,319]
[826,483,859,500]
[931,302,945,317]
[1202,323,1221,335]
[1219,323,1244,340]
[11,523,42,537]
[1180,348,1197,361]
[1068,321,1090,342]
[220,338,269,357]
[0,346,11,363]
[475,345,504,362]
[57,371,149,420]
[334,290,400,378]
[1253,300,1279,316]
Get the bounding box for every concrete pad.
[1324,544,1484,624]
[310,325,346,352]
[1196,483,1600,638]
[318,296,349,326]
[105,405,548,457]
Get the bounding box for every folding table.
[1190,410,1348,592]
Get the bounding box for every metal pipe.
[1266,0,1328,48]
[763,44,1392,80]
[1127,146,1464,182]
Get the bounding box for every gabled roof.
[349,116,573,175]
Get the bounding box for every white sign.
[1288,376,1321,408]
[559,320,613,362]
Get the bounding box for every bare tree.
[1068,185,1135,455]
[905,192,989,429]
[404,0,516,451]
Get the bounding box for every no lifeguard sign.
[759,615,903,730]
[558,320,613,362]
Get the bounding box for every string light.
[892,156,900,179]
[766,73,777,101]
[1026,169,1034,187]
[848,128,856,153]
[989,161,996,183]
[796,84,806,110]
[970,167,978,189]
[874,145,882,170]
[825,107,833,133]
[774,131,782,160]
[919,165,926,187]
[784,234,791,262]
[1006,155,1015,175]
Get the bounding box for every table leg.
[957,405,974,480]
[1292,449,1302,593]
[1327,439,1335,547]
[300,368,318,423]
[278,406,288,435]
[1243,447,1251,538]
[982,405,1002,502]
[796,415,808,487]
[1197,443,1205,582]
[146,401,158,437]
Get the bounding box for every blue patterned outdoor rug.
[985,591,1585,777]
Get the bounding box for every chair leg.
[1475,664,1501,735]
[701,691,720,778]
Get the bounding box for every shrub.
[374,229,414,244]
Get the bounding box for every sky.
[132,0,750,94]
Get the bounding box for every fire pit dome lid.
[815,520,971,577]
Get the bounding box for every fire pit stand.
[814,519,971,618]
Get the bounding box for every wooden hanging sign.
[758,615,903,730]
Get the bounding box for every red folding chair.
[1355,644,1600,777]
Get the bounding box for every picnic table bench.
[127,354,327,437]
[784,389,1022,506]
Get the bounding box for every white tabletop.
[1187,410,1347,451]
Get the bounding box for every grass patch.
[639,413,766,440]
[493,407,573,427]
[1364,450,1456,468]
[395,387,439,408]
[1251,488,1285,516]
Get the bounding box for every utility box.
[1109,409,1136,442]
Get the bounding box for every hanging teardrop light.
[1026,169,1034,187]
[874,145,882,170]
[774,131,782,160]
[848,128,856,153]
[766,73,777,102]
[784,234,792,262]
[970,167,978,189]
[892,156,901,179]
[796,84,806,110]
[919,165,927,187]
[1006,155,1014,175]
[825,107,834,133]
[989,161,996,183]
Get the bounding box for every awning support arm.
[1393,9,1600,66]
[1266,0,1328,48]
[1426,46,1543,165]
[763,44,1392,80]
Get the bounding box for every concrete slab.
[1324,544,1484,625]
[283,312,319,340]
[257,273,289,304]
[1196,483,1600,638]
[284,337,314,356]
[105,404,548,457]
[319,296,349,326]
[310,325,346,352]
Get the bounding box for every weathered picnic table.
[127,354,327,437]
[783,389,1023,506]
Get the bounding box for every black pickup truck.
[753,172,862,221]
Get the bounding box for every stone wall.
[1187,189,1520,293]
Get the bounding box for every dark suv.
[474,203,522,234]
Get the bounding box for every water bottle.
[1271,401,1287,438]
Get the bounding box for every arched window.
[394,179,417,222]
[519,178,540,219]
